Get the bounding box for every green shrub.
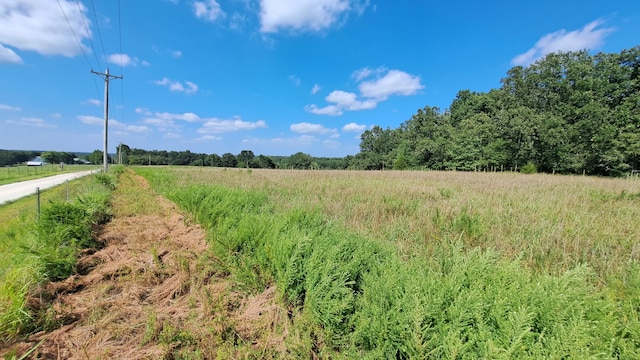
[521,162,537,174]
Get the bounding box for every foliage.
[0,150,39,167]
[350,47,640,176]
[520,162,537,174]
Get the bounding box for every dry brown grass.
[167,167,640,278]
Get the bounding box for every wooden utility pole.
[91,68,122,173]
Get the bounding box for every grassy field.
[0,170,117,339]
[0,165,99,186]
[133,166,640,358]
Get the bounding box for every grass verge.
[0,167,121,339]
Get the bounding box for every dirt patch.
[1,172,287,359]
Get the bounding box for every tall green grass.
[138,167,640,358]
[0,169,118,339]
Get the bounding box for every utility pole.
[91,68,122,173]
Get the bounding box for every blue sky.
[1,0,639,157]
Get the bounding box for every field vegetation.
[0,169,119,340]
[134,166,640,358]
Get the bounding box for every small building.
[26,156,45,166]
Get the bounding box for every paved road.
[0,170,100,205]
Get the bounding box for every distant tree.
[287,152,313,169]
[253,155,276,169]
[220,153,237,168]
[207,154,222,167]
[116,143,131,165]
[237,150,255,168]
[86,150,104,164]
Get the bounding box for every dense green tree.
[220,153,237,168]
[253,155,276,169]
[353,47,640,176]
[237,150,255,168]
[287,152,313,169]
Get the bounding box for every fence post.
[36,187,40,221]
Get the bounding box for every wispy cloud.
[154,78,199,94]
[290,122,337,134]
[311,84,321,94]
[198,116,267,134]
[289,74,301,86]
[512,19,615,66]
[193,0,225,22]
[82,99,101,106]
[5,117,56,128]
[0,103,21,111]
[78,115,149,133]
[107,53,148,67]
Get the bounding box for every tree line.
[351,47,640,176]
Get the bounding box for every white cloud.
[358,70,424,100]
[0,0,91,62]
[304,104,343,116]
[107,53,145,67]
[135,107,152,116]
[289,74,301,86]
[259,0,369,33]
[290,122,336,134]
[154,78,199,94]
[351,66,385,82]
[311,84,321,94]
[193,0,225,22]
[326,90,377,110]
[197,135,223,141]
[306,68,423,116]
[83,99,101,106]
[78,115,149,132]
[512,20,614,66]
[0,44,22,64]
[0,103,21,111]
[153,112,201,122]
[198,116,267,134]
[243,134,319,147]
[78,115,103,125]
[342,122,366,132]
[6,117,56,128]
[50,113,61,118]
[172,50,183,58]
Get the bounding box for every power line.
[57,0,93,70]
[74,0,103,69]
[57,0,102,99]
[88,0,107,61]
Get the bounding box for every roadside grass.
[136,166,640,358]
[0,165,99,186]
[0,167,120,339]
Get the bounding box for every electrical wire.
[56,0,101,99]
[88,0,107,64]
[74,0,103,69]
[57,0,93,70]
